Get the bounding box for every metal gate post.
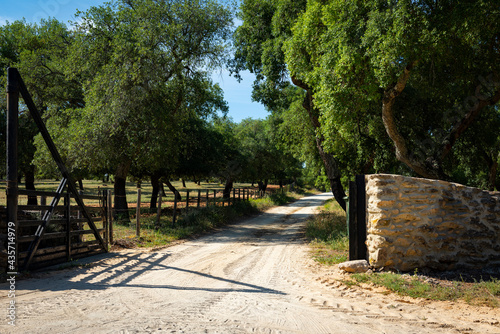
[6,68,19,272]
[348,181,357,261]
[348,175,367,261]
[355,175,367,261]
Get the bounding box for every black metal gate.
[5,67,108,272]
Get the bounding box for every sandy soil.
[1,193,499,333]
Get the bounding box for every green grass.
[348,271,500,308]
[305,199,349,265]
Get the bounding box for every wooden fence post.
[103,191,108,251]
[107,190,113,245]
[206,190,209,207]
[156,192,162,229]
[213,190,216,206]
[186,190,190,213]
[136,188,141,237]
[197,190,201,208]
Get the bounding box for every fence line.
[106,186,284,237]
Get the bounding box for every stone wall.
[365,174,500,272]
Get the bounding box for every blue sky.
[0,0,268,123]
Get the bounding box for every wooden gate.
[4,67,108,272]
[15,189,110,270]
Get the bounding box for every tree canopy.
[233,0,500,205]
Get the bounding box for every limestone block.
[338,260,370,273]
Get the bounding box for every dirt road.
[2,193,499,333]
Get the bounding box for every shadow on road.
[11,251,285,296]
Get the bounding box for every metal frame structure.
[6,67,107,271]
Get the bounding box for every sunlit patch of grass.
[347,272,500,308]
[306,199,348,265]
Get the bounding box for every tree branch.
[381,60,442,179]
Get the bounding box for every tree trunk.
[257,180,268,193]
[77,179,84,191]
[113,161,131,221]
[223,178,233,198]
[182,178,186,188]
[316,138,347,210]
[25,165,37,205]
[150,173,160,210]
[381,61,447,180]
[484,151,499,191]
[291,75,347,211]
[489,160,498,191]
[165,179,182,200]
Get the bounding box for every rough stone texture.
[338,260,370,273]
[365,174,500,272]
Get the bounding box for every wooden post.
[103,191,108,251]
[172,195,177,225]
[197,190,201,208]
[233,188,235,204]
[228,190,231,206]
[238,188,241,201]
[156,192,162,229]
[136,188,141,237]
[213,190,216,206]
[6,67,19,272]
[186,190,190,213]
[65,193,71,262]
[206,190,209,207]
[107,190,113,245]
